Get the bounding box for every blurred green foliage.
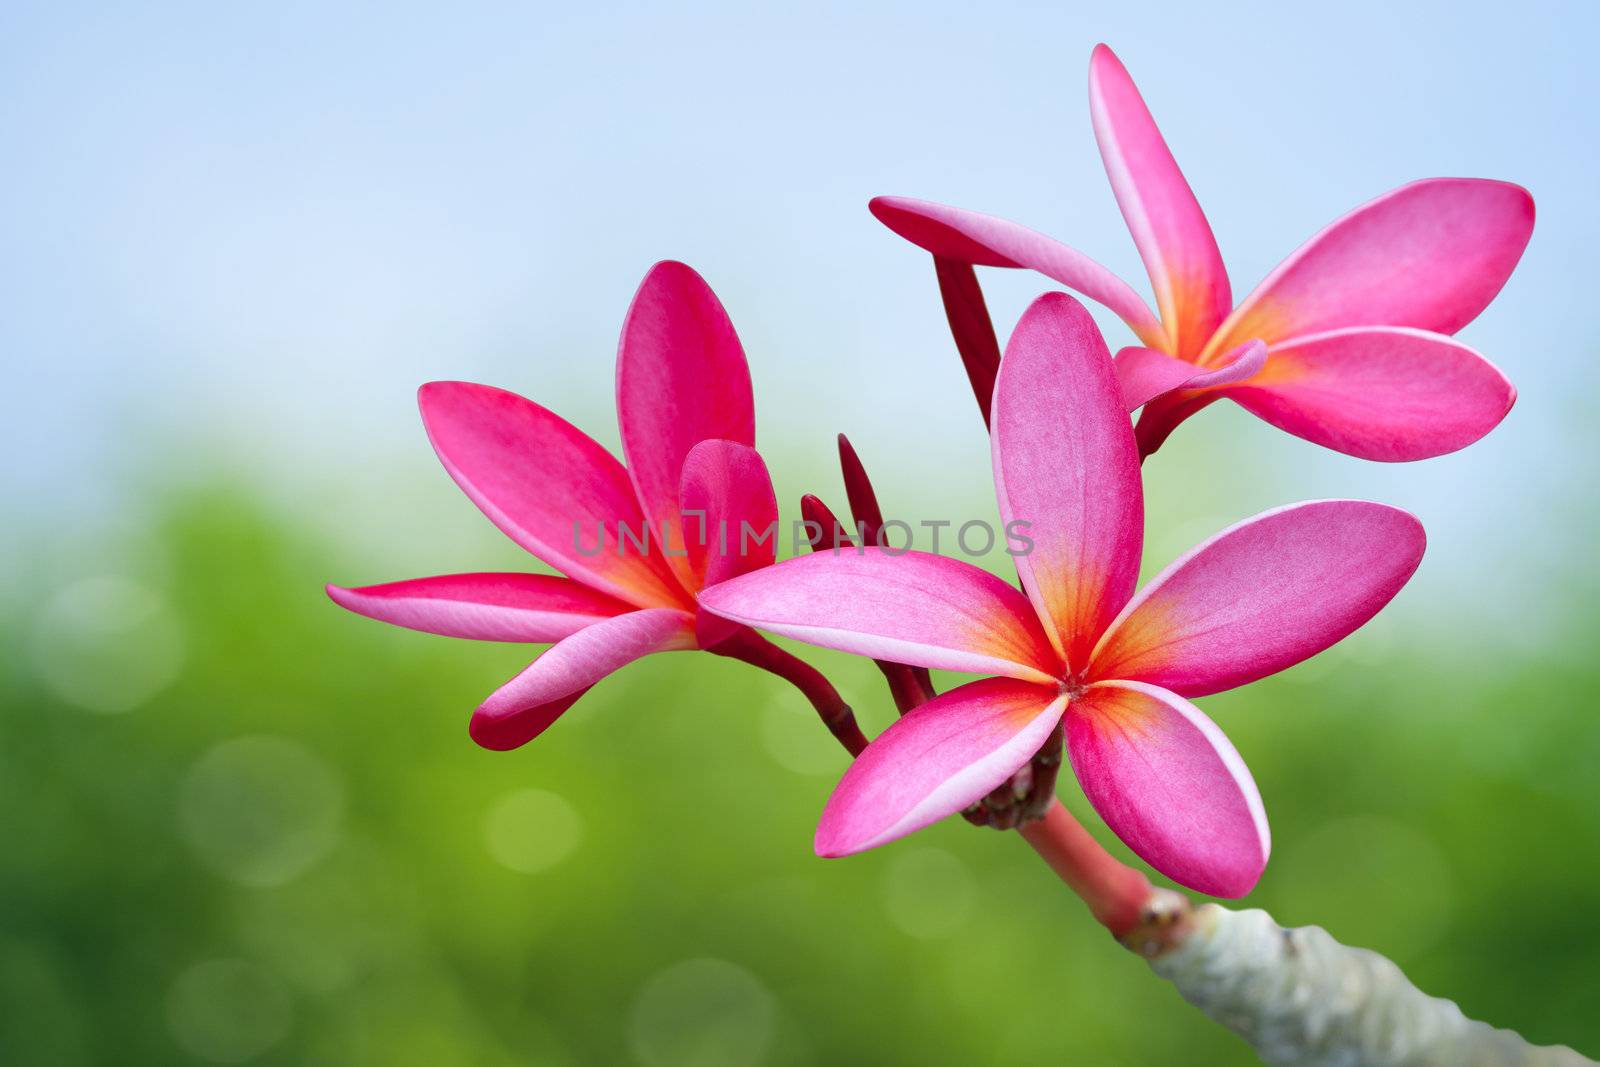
[2,484,1597,1065]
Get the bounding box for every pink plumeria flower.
[702,293,1426,896]
[327,262,780,750]
[872,44,1533,461]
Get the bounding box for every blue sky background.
[4,0,1595,651]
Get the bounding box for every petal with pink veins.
[1207,178,1534,357]
[1089,44,1230,359]
[992,293,1143,670]
[617,261,756,589]
[699,549,1062,684]
[326,573,631,642]
[1067,680,1269,898]
[815,677,1066,856]
[1090,500,1425,696]
[870,196,1167,349]
[469,607,697,750]
[1114,340,1267,411]
[418,381,686,609]
[1222,327,1516,461]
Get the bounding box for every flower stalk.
[711,627,868,756]
[1018,799,1157,937]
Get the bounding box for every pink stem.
[1018,800,1154,936]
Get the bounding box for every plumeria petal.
[418,381,686,609]
[1207,178,1534,358]
[992,292,1143,670]
[1067,680,1269,897]
[1090,500,1425,696]
[679,439,778,647]
[469,607,697,750]
[699,549,1062,684]
[326,573,631,642]
[870,196,1167,349]
[678,439,779,590]
[815,678,1066,856]
[617,261,756,589]
[1222,327,1516,461]
[1089,44,1230,359]
[1114,340,1267,411]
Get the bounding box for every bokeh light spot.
[166,958,292,1064]
[28,576,184,713]
[179,736,344,887]
[482,788,583,874]
[759,693,847,777]
[628,958,776,1067]
[880,846,976,938]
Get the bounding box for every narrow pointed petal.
[326,573,631,642]
[418,381,685,608]
[617,261,756,589]
[469,607,696,750]
[871,196,1167,349]
[1068,681,1269,897]
[1091,501,1424,697]
[699,549,1062,684]
[1223,327,1516,461]
[992,293,1143,670]
[1208,178,1535,357]
[932,256,1003,425]
[1114,340,1267,411]
[1089,44,1230,359]
[816,678,1066,856]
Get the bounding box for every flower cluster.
[329,45,1531,898]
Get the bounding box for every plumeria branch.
[325,36,1579,1062]
[775,650,1596,1065]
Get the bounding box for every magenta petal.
[992,293,1143,670]
[1210,178,1534,355]
[617,261,757,589]
[870,196,1167,349]
[1089,44,1230,359]
[326,573,631,642]
[698,549,1062,684]
[469,607,696,750]
[678,439,779,591]
[679,439,778,647]
[418,381,685,609]
[1115,348,1202,411]
[815,678,1065,856]
[1224,327,1516,461]
[1091,500,1425,696]
[1068,681,1269,897]
[1114,340,1266,411]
